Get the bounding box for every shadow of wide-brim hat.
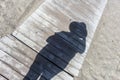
[69,21,87,38]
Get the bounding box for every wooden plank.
[31,12,60,32]
[1,35,37,60]
[0,50,57,80]
[39,0,94,26]
[0,50,37,78]
[0,41,33,67]
[35,2,70,31]
[0,60,23,80]
[51,0,98,24]
[50,76,62,80]
[12,31,42,51]
[0,74,8,80]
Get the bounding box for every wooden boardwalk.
[0,0,107,80]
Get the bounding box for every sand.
[0,0,43,37]
[77,0,120,80]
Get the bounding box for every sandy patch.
[0,0,44,37]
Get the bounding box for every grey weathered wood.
[0,52,46,80]
[0,60,23,80]
[0,39,33,67]
[0,50,33,77]
[0,74,8,80]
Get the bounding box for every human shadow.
[23,21,87,80]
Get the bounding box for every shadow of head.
[69,21,87,53]
[70,21,87,38]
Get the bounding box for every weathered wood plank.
[0,50,46,80]
[0,60,23,80]
[36,2,70,31]
[0,41,33,67]
[0,50,36,78]
[39,0,92,24]
[12,31,42,51]
[52,0,102,21]
[1,35,37,60]
[0,74,8,80]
